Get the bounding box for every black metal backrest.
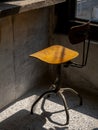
[68,22,90,45]
[68,22,91,68]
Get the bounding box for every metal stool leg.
[62,88,83,106]
[31,90,55,114]
[58,91,69,125]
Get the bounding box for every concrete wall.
[0,8,50,110]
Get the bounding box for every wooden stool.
[30,22,91,125]
[30,45,82,125]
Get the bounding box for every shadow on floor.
[0,109,68,130]
[0,85,98,129]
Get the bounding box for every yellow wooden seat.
[30,45,79,64]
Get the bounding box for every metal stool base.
[31,86,82,125]
[31,64,82,125]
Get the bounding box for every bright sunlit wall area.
[76,0,98,22]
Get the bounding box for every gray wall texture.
[0,8,50,110]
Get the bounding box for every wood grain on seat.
[30,45,79,64]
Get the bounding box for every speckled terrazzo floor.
[0,86,98,130]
